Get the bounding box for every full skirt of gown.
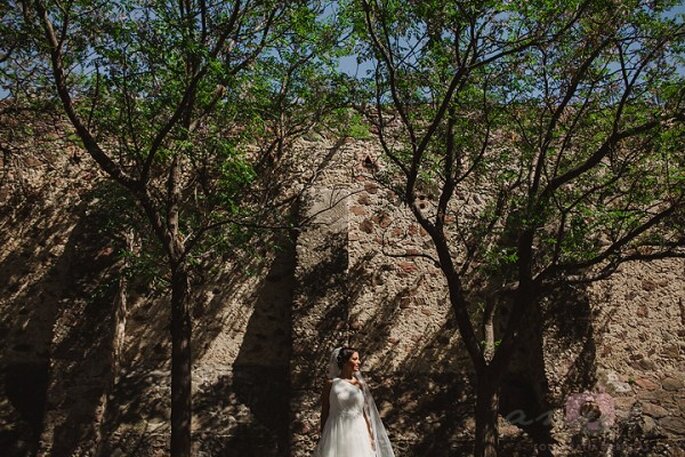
[313,378,376,457]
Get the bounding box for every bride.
[313,347,395,457]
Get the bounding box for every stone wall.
[0,121,122,457]
[289,138,352,455]
[0,121,303,457]
[543,259,685,456]
[288,137,685,456]
[288,139,531,457]
[1,125,683,456]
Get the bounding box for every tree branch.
[31,0,139,190]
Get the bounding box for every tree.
[13,1,344,455]
[351,0,684,455]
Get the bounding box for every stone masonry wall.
[290,137,685,457]
[289,139,530,457]
[289,138,353,455]
[1,125,683,456]
[543,259,685,456]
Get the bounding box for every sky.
[338,54,373,79]
[2,4,683,100]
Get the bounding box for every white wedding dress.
[313,377,377,457]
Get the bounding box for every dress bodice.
[314,376,391,457]
[329,378,365,419]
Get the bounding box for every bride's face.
[347,351,361,372]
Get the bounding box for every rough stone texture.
[1,123,683,457]
[0,119,302,457]
[289,139,352,455]
[537,258,685,456]
[288,139,685,456]
[0,119,122,457]
[288,140,534,457]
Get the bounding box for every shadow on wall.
[498,283,598,457]
[96,234,298,456]
[0,194,65,457]
[192,141,354,456]
[46,215,121,457]
[342,252,475,457]
[297,230,351,380]
[33,144,338,456]
[0,183,122,457]
[547,285,598,399]
[339,246,603,455]
[540,283,668,457]
[193,232,297,457]
[0,134,346,456]
[190,139,349,457]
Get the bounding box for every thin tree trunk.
[93,254,129,457]
[482,296,496,362]
[474,379,500,457]
[112,229,135,378]
[112,272,127,375]
[170,265,192,457]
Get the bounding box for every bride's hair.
[336,346,357,368]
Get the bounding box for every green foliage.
[85,181,165,286]
[5,0,353,275]
[331,109,371,139]
[352,0,684,292]
[86,182,138,239]
[479,338,502,350]
[217,149,257,214]
[5,0,683,291]
[65,130,84,148]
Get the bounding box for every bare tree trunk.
[112,271,127,374]
[482,296,496,362]
[113,229,135,377]
[170,265,192,457]
[474,379,500,457]
[93,229,135,457]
